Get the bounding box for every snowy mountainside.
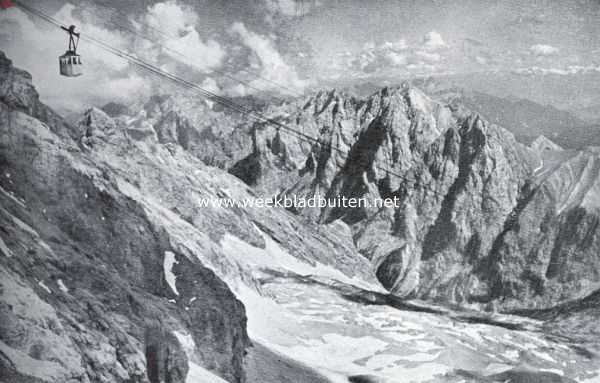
[208,85,600,312]
[1,50,600,383]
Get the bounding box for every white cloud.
[145,0,198,36]
[475,56,488,65]
[345,39,409,72]
[265,0,297,16]
[263,0,322,17]
[100,75,152,102]
[423,31,447,50]
[227,83,248,97]
[381,39,408,51]
[385,51,407,66]
[200,77,220,93]
[230,22,305,94]
[144,1,225,72]
[339,33,448,76]
[415,50,441,63]
[0,1,232,113]
[514,65,600,76]
[530,44,559,56]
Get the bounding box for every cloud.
[414,50,441,63]
[264,0,297,16]
[345,39,408,72]
[0,1,235,113]
[263,0,322,17]
[514,65,600,76]
[423,31,447,50]
[144,1,225,72]
[385,51,408,66]
[338,32,449,76]
[200,77,220,93]
[530,44,559,56]
[475,56,488,65]
[230,21,305,94]
[227,83,249,97]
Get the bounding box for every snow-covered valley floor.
[220,232,600,383]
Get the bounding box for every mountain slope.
[451,90,600,150]
[227,85,600,311]
[0,50,377,383]
[0,52,250,383]
[335,74,600,150]
[2,50,600,383]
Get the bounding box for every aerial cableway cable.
[90,0,305,100]
[12,0,416,184]
[13,1,313,140]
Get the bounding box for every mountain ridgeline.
[227,86,600,310]
[2,49,600,383]
[93,75,600,312]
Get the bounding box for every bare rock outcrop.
[1,50,379,383]
[228,84,600,311]
[0,51,249,383]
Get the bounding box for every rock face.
[228,85,600,310]
[413,85,589,148]
[0,51,249,383]
[130,94,253,169]
[56,77,600,313]
[0,51,380,383]
[2,49,600,382]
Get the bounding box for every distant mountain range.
[2,50,600,383]
[331,71,600,150]
[425,87,600,149]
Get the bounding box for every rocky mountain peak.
[0,51,35,112]
[222,82,600,311]
[2,49,600,383]
[0,51,75,140]
[81,106,116,129]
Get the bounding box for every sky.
[1,0,599,113]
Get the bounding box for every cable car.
[59,25,82,77]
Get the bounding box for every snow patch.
[502,349,519,360]
[187,362,230,383]
[172,330,229,383]
[533,159,544,174]
[220,229,381,292]
[0,184,26,208]
[163,251,179,296]
[540,368,564,376]
[57,279,69,293]
[531,349,557,363]
[263,333,388,377]
[380,363,451,381]
[581,371,600,383]
[397,351,441,362]
[0,235,13,258]
[173,330,195,357]
[364,353,401,369]
[38,280,52,294]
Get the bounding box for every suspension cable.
[90,0,306,99]
[12,0,415,184]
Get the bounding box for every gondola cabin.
[59,25,82,77]
[59,53,82,77]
